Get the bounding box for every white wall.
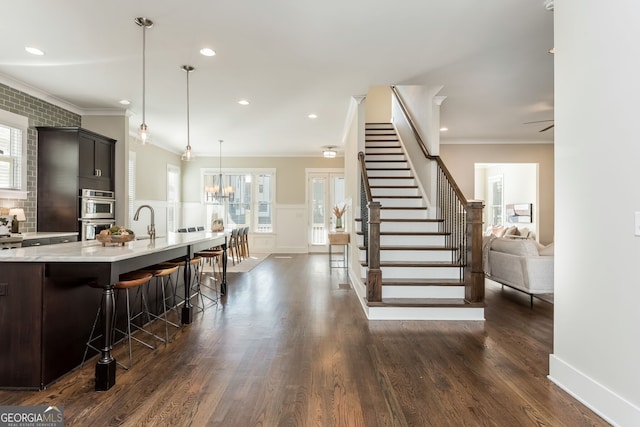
[549,2,640,425]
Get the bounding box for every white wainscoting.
[274,204,307,253]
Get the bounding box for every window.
[0,110,28,198]
[488,175,504,226]
[203,169,275,233]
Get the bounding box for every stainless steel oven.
[80,189,115,220]
[81,219,115,241]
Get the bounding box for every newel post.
[465,200,485,303]
[366,201,382,303]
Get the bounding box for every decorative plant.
[333,204,347,219]
[333,203,347,230]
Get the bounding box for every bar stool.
[241,226,250,259]
[82,270,157,370]
[229,228,239,265]
[142,263,182,343]
[195,247,224,300]
[170,256,215,312]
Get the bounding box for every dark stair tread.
[357,245,458,251]
[355,217,442,222]
[361,260,462,267]
[373,195,422,199]
[356,231,449,236]
[381,278,464,285]
[366,167,411,170]
[380,206,427,210]
[367,175,416,179]
[367,298,485,308]
[370,185,418,189]
[366,159,406,162]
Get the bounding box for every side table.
[328,231,350,269]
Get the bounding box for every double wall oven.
[79,189,115,240]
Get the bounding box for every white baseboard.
[549,354,640,426]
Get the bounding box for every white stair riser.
[382,285,465,299]
[367,169,412,177]
[366,161,408,169]
[366,141,401,149]
[366,154,405,162]
[380,209,428,219]
[372,197,423,207]
[367,306,485,321]
[369,178,415,186]
[364,134,398,142]
[366,147,403,155]
[380,222,439,233]
[357,234,446,246]
[381,266,461,280]
[371,188,420,197]
[359,250,455,262]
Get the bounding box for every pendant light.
[181,65,195,161]
[135,17,153,144]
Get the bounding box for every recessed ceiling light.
[308,114,318,119]
[119,99,131,105]
[25,46,45,56]
[200,48,216,57]
[440,127,448,132]
[238,99,250,106]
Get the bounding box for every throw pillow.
[504,226,519,236]
[492,226,506,237]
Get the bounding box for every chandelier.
[205,140,234,202]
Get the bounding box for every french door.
[307,170,344,252]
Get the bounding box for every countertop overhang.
[0,231,226,263]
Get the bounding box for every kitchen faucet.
[133,205,155,241]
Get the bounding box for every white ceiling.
[0,0,554,157]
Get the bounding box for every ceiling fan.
[524,120,554,132]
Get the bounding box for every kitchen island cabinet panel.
[0,264,45,388]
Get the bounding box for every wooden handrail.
[390,86,468,206]
[358,151,372,203]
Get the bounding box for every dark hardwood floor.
[0,254,608,426]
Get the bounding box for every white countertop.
[0,231,226,263]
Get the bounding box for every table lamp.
[9,208,26,233]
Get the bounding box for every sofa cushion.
[490,237,540,257]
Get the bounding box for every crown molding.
[0,72,83,115]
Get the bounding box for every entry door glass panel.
[311,176,327,245]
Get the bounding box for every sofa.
[484,237,554,306]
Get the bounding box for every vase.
[335,217,343,230]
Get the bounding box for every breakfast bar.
[0,231,227,391]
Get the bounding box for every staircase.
[356,123,484,320]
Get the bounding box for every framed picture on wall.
[506,203,532,223]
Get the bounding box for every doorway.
[307,170,344,252]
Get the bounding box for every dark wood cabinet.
[37,127,116,232]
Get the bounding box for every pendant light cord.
[142,24,146,125]
[186,69,191,149]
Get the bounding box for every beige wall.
[439,143,554,244]
[365,86,391,123]
[181,156,344,204]
[129,143,182,201]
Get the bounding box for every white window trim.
[0,109,28,199]
[200,167,276,233]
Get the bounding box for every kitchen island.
[0,231,227,390]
